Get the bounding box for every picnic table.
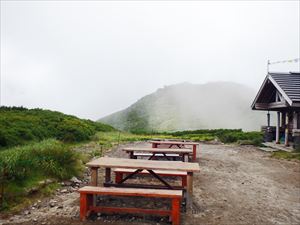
[150,140,199,161]
[122,147,193,162]
[86,157,200,209]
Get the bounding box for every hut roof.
[251,72,300,110]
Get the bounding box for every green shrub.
[0,106,115,148]
[0,139,82,210]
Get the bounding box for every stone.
[63,181,72,186]
[24,210,31,215]
[70,176,82,184]
[49,200,57,207]
[60,189,68,193]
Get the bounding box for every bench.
[114,168,187,187]
[133,152,181,160]
[78,186,182,225]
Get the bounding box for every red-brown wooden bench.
[78,186,182,225]
[114,168,187,187]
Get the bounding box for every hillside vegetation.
[0,106,116,210]
[0,106,115,149]
[100,82,266,132]
[0,140,82,210]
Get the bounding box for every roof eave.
[251,75,270,110]
[268,75,293,106]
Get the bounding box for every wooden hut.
[251,72,300,149]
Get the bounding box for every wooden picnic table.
[122,147,193,162]
[86,157,200,210]
[150,140,199,161]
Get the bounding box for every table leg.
[90,167,98,186]
[192,145,197,161]
[90,167,98,207]
[186,172,193,211]
[105,168,111,183]
[183,154,189,162]
[129,151,134,159]
[152,143,158,148]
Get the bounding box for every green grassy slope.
[0,106,115,149]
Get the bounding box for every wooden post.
[152,143,158,148]
[276,112,280,144]
[285,113,289,146]
[182,176,187,187]
[293,112,298,130]
[267,112,270,127]
[90,168,98,186]
[171,198,180,225]
[105,168,111,183]
[192,144,197,161]
[80,193,87,221]
[183,154,189,162]
[90,167,98,207]
[281,112,286,127]
[186,172,193,211]
[129,151,134,159]
[115,172,123,183]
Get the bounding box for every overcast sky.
[1,1,299,120]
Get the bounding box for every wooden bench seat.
[114,168,187,187]
[78,186,182,225]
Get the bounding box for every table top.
[122,147,193,154]
[149,140,199,145]
[86,157,200,172]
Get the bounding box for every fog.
[1,1,299,120]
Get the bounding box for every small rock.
[33,218,38,222]
[63,181,72,186]
[49,200,57,207]
[60,189,68,193]
[24,210,31,215]
[57,205,64,209]
[70,176,82,184]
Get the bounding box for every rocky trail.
[1,142,299,225]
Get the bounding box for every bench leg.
[115,172,123,183]
[80,193,93,221]
[80,193,87,221]
[171,198,180,225]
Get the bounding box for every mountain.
[99,82,266,132]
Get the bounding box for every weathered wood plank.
[123,147,193,154]
[86,157,200,172]
[78,186,182,198]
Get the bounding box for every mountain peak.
[99,82,264,132]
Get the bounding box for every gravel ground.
[1,142,299,225]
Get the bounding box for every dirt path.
[1,142,299,225]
